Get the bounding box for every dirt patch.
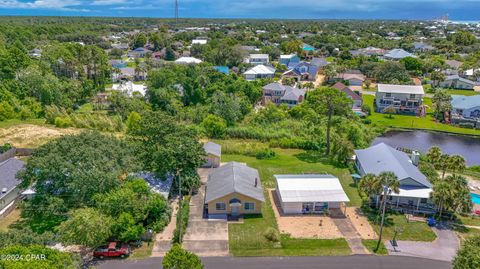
[0,124,78,148]
[268,189,343,239]
[345,207,377,239]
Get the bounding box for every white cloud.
[0,0,84,10]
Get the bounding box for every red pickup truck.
[93,242,131,259]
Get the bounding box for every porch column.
[416,198,420,211]
[396,196,400,207]
[376,195,379,208]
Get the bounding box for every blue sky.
[0,0,479,20]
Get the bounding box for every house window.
[244,202,255,210]
[420,198,428,204]
[385,93,392,98]
[409,94,416,99]
[314,202,328,211]
[216,203,226,211]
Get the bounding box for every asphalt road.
[95,255,452,269]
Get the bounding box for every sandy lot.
[268,189,343,239]
[0,124,78,148]
[345,207,377,239]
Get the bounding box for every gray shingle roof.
[205,162,264,203]
[445,75,476,85]
[0,158,25,200]
[280,87,305,101]
[451,95,480,110]
[385,49,414,59]
[354,143,431,188]
[203,142,221,157]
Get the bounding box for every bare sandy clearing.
[0,124,78,148]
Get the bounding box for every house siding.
[206,192,262,215]
[375,91,423,114]
[0,186,21,215]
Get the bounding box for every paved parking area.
[182,169,229,256]
[386,225,459,262]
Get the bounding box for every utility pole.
[376,186,391,252]
[175,0,179,27]
[177,171,183,243]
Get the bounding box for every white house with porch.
[274,174,350,214]
[354,143,435,214]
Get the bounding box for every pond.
[373,130,480,166]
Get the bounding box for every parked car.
[93,242,131,259]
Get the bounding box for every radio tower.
[175,0,179,26]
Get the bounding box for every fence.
[0,147,33,163]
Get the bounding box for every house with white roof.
[375,84,425,115]
[383,49,415,60]
[175,57,203,64]
[247,54,270,66]
[275,174,350,214]
[244,65,275,81]
[191,39,208,45]
[355,143,435,213]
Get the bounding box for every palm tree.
[359,173,382,201]
[426,146,442,166]
[446,174,473,218]
[431,181,453,218]
[448,155,466,175]
[375,171,400,252]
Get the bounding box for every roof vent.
[1,188,7,194]
[254,178,258,188]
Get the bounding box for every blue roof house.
[280,54,300,67]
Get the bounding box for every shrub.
[173,196,190,244]
[255,149,276,160]
[0,143,13,153]
[263,227,280,243]
[0,101,16,121]
[201,114,227,138]
[361,104,371,115]
[54,116,72,128]
[363,118,372,124]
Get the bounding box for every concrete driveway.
[182,169,229,256]
[386,224,459,262]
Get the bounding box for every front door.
[231,205,239,216]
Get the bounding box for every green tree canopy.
[163,244,204,269]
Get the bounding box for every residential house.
[244,65,275,81]
[310,57,330,69]
[205,162,265,218]
[384,49,415,60]
[128,47,152,58]
[29,48,42,58]
[282,62,318,81]
[375,84,425,115]
[152,49,166,59]
[275,174,350,214]
[334,71,366,86]
[175,57,203,64]
[464,68,480,82]
[240,45,259,53]
[413,42,435,52]
[439,75,476,90]
[191,39,208,45]
[0,158,25,217]
[332,82,363,110]
[349,47,386,57]
[111,43,130,50]
[247,54,270,65]
[280,54,300,67]
[444,60,463,76]
[202,142,221,168]
[262,83,305,107]
[355,143,434,213]
[112,81,147,97]
[450,95,480,128]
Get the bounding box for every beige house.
[0,158,25,217]
[202,142,221,168]
[205,162,264,218]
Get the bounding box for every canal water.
[373,130,480,166]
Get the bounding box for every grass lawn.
[0,209,22,232]
[364,209,436,242]
[362,239,388,255]
[223,147,356,256]
[129,241,154,259]
[222,148,362,207]
[445,89,479,96]
[0,119,46,129]
[363,95,480,136]
[455,215,480,227]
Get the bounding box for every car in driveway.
[93,242,131,259]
